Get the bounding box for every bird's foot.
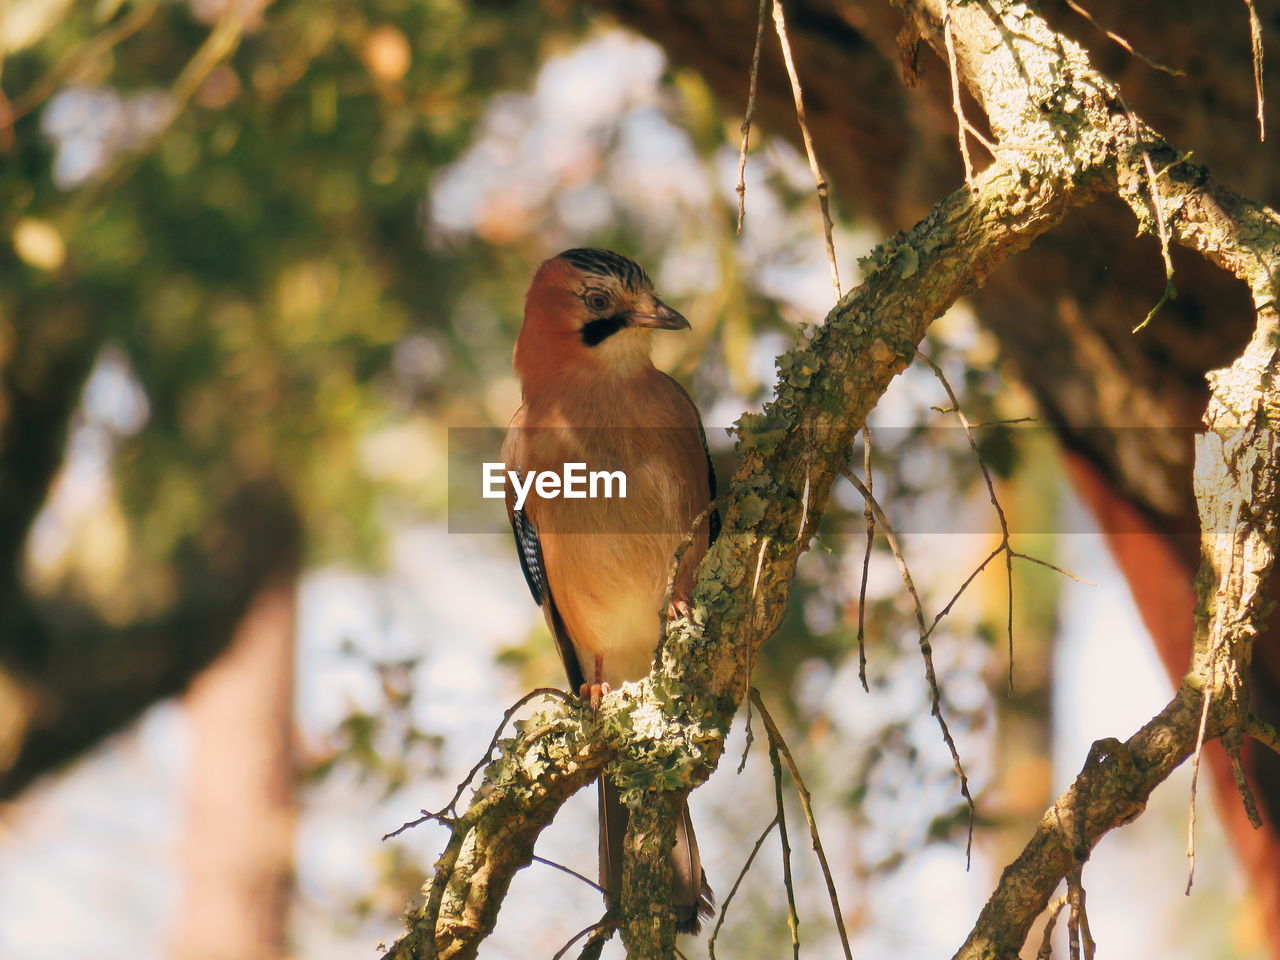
[667,595,692,622]
[579,681,612,711]
[580,655,610,710]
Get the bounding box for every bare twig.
[768,726,802,959]
[771,0,842,300]
[1012,551,1096,585]
[423,686,572,827]
[1065,866,1096,960]
[1117,97,1176,332]
[967,415,1039,428]
[1244,0,1266,141]
[1246,714,1280,756]
[551,916,614,960]
[844,469,976,862]
[1063,0,1185,77]
[531,855,608,895]
[856,428,875,692]
[925,545,1004,640]
[916,349,1093,691]
[1185,669,1216,893]
[738,695,756,774]
[750,535,771,601]
[916,348,1017,689]
[963,118,999,155]
[942,1,976,187]
[1223,729,1263,829]
[752,690,853,960]
[383,808,449,841]
[707,817,778,959]
[735,0,771,233]
[1036,896,1068,960]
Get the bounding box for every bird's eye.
[585,292,611,313]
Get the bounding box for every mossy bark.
[390,1,1280,957]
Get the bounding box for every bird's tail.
[599,778,714,934]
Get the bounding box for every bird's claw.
[579,681,612,711]
[667,596,692,622]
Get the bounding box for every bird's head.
[515,248,688,385]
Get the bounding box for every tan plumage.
[503,248,716,932]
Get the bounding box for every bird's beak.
[629,300,690,331]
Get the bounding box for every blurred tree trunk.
[591,0,1280,949]
[172,572,299,960]
[0,481,303,798]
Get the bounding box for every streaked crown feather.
[557,248,652,292]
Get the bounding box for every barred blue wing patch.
[509,505,585,691]
[512,508,546,605]
[701,423,721,545]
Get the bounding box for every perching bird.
[502,247,717,932]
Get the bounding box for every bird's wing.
[661,373,721,544]
[505,460,585,693]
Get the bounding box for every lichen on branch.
[385,1,1280,957]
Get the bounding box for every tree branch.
[388,150,1087,960]
[386,1,1280,957]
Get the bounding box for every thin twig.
[738,696,756,774]
[771,0,842,300]
[1012,551,1096,585]
[1223,729,1263,828]
[750,536,771,601]
[752,689,855,960]
[1186,499,1241,893]
[856,428,875,692]
[1246,714,1280,756]
[551,916,614,960]
[915,352,1098,690]
[963,118,999,155]
[390,687,571,834]
[942,1,976,188]
[532,855,608,895]
[735,0,771,233]
[844,469,976,863]
[768,727,802,959]
[1244,0,1266,141]
[796,464,812,543]
[1119,96,1176,332]
[1184,675,1215,894]
[1066,866,1096,960]
[383,808,448,841]
[1036,896,1068,960]
[707,816,779,959]
[1063,0,1185,77]
[916,349,1016,690]
[968,415,1040,428]
[925,546,1004,640]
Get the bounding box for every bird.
[502,247,718,933]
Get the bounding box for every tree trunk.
[172,572,298,960]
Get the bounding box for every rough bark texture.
[388,1,1280,956]
[586,0,1280,948]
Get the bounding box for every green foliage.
[3,0,584,581]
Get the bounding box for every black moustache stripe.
[580,313,628,346]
